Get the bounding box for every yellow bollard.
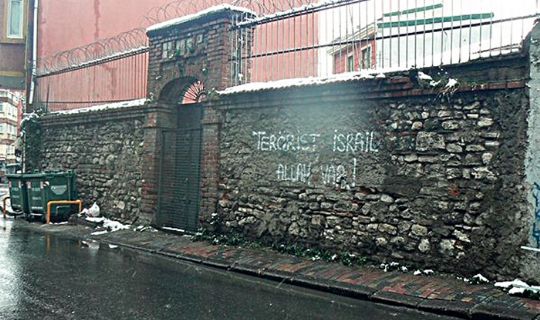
[46,200,82,224]
[3,196,10,219]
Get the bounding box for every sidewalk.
[29,221,540,320]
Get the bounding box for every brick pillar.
[146,6,255,99]
[199,105,221,225]
[139,103,176,224]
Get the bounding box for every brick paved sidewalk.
[82,228,540,320]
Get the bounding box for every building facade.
[0,0,31,91]
[0,89,21,176]
[0,0,30,173]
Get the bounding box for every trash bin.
[25,171,78,222]
[6,173,29,216]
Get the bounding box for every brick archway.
[158,76,206,104]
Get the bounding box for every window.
[7,0,24,39]
[361,46,372,70]
[346,55,354,72]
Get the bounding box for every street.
[0,220,460,320]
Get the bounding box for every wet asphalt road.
[0,220,460,320]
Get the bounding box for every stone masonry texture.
[208,54,534,280]
[34,107,146,224]
[24,12,540,282]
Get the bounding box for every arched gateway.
[145,6,254,231]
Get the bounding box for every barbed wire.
[38,0,318,75]
[38,28,148,75]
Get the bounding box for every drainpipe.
[28,0,39,107]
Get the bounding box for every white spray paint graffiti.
[276,163,312,183]
[321,158,357,187]
[252,131,321,152]
[332,130,379,153]
[254,130,378,187]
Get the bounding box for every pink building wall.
[37,0,172,58]
[36,0,320,110]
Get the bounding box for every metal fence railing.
[35,0,540,111]
[35,48,149,111]
[230,0,540,85]
[34,0,317,111]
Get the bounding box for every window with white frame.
[361,46,372,70]
[7,0,24,39]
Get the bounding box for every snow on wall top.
[218,69,404,95]
[146,5,256,33]
[50,99,147,115]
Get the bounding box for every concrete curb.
[93,237,538,320]
[15,221,540,320]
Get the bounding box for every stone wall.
[206,54,534,279]
[31,105,147,223]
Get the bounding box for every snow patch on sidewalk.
[495,279,540,297]
[85,216,130,234]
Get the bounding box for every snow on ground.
[471,274,490,284]
[495,279,540,292]
[85,216,130,234]
[147,4,256,32]
[413,269,434,276]
[50,98,147,115]
[134,225,158,232]
[103,219,130,232]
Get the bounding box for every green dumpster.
[6,173,29,216]
[25,171,78,222]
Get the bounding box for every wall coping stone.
[40,104,148,127]
[209,52,528,109]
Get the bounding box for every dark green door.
[158,104,203,232]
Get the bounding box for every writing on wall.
[253,130,379,187]
[533,182,540,248]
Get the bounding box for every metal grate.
[230,0,540,85]
[35,50,149,111]
[157,105,203,232]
